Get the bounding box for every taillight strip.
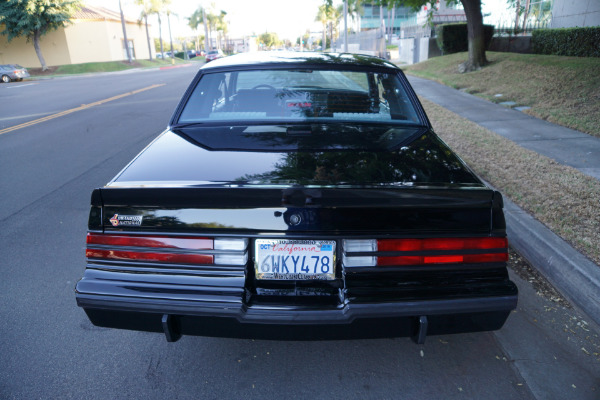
[86,249,214,264]
[343,237,508,267]
[86,233,247,266]
[377,237,507,252]
[87,233,213,250]
[377,253,508,266]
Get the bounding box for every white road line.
[4,83,37,89]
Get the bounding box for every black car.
[76,52,517,343]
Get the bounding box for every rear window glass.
[178,68,421,125]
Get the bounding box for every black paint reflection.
[172,127,480,186]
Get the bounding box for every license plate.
[255,239,336,280]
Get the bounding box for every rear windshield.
[178,68,422,125]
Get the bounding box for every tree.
[258,32,280,49]
[188,7,210,52]
[0,0,81,70]
[153,0,171,58]
[316,2,340,51]
[136,0,161,60]
[374,0,488,73]
[166,9,176,58]
[215,10,228,51]
[118,0,132,63]
[346,0,364,33]
[315,4,330,51]
[189,5,226,51]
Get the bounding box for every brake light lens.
[343,237,508,267]
[86,233,248,266]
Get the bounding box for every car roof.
[200,51,398,71]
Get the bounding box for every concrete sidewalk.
[407,75,600,326]
[408,75,600,180]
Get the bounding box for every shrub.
[532,27,600,57]
[435,23,494,54]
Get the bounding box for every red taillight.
[85,248,213,264]
[343,237,508,267]
[86,233,213,250]
[378,237,507,252]
[86,233,247,265]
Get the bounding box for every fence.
[397,24,433,39]
[332,28,387,58]
[492,20,551,36]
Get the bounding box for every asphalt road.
[0,64,598,399]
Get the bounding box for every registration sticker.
[255,239,336,280]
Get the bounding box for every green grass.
[29,57,195,77]
[54,61,132,74]
[403,52,600,137]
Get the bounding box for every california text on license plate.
[255,239,336,280]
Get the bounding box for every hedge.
[532,27,600,57]
[435,23,494,54]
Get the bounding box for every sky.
[86,0,514,42]
[87,0,325,41]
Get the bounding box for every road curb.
[504,197,600,325]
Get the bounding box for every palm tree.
[215,10,228,51]
[347,0,363,31]
[188,7,209,53]
[118,0,132,63]
[135,0,156,60]
[154,0,171,58]
[330,5,342,49]
[166,9,177,56]
[315,4,329,51]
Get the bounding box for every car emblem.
[109,214,120,226]
[288,213,302,226]
[109,214,143,227]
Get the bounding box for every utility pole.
[119,0,132,63]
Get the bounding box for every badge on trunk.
[109,214,143,227]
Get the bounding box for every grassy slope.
[404,52,600,137]
[420,98,600,265]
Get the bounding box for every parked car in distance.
[205,49,224,62]
[0,64,30,82]
[75,52,518,343]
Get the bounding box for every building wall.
[0,26,71,67]
[551,0,600,28]
[128,22,154,60]
[360,4,417,30]
[66,20,153,63]
[65,20,113,64]
[0,19,153,68]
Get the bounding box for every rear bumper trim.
[76,292,518,325]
